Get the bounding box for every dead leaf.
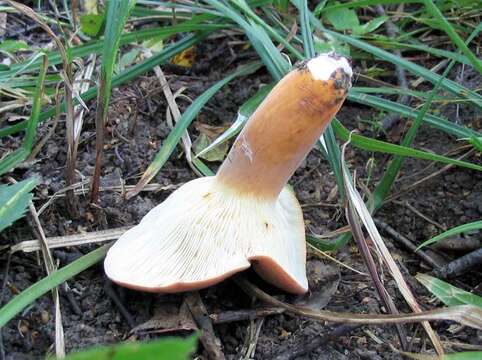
[295,259,340,310]
[130,302,197,335]
[171,46,195,68]
[193,122,230,162]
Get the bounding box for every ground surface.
[1,24,482,360]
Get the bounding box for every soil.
[1,18,482,360]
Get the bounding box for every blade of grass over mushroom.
[416,274,482,309]
[0,55,48,175]
[91,0,136,203]
[416,221,482,250]
[306,13,482,107]
[0,244,110,328]
[126,62,261,199]
[294,0,346,200]
[0,33,209,139]
[195,83,274,159]
[331,119,482,172]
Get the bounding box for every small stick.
[374,219,443,270]
[26,195,65,358]
[185,292,225,360]
[274,324,360,360]
[434,248,482,279]
[346,201,408,350]
[210,307,285,324]
[385,149,474,204]
[104,279,135,328]
[10,226,130,253]
[233,277,482,328]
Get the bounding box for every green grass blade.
[0,55,47,175]
[306,233,351,252]
[371,40,472,66]
[296,0,315,58]
[0,148,30,176]
[0,177,37,232]
[416,273,482,309]
[347,91,479,139]
[416,221,482,250]
[23,55,48,150]
[0,244,110,328]
[57,336,197,360]
[332,119,482,171]
[126,62,261,198]
[91,0,136,202]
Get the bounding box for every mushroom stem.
[216,55,352,199]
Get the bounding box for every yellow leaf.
[171,47,195,68]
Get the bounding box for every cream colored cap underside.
[104,177,308,293]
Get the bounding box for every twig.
[274,324,360,360]
[374,219,443,270]
[308,243,367,276]
[434,248,482,279]
[209,307,285,324]
[233,276,482,329]
[25,192,65,358]
[241,318,264,360]
[346,199,408,350]
[432,236,481,252]
[10,226,130,253]
[385,149,474,205]
[104,279,135,328]
[185,292,225,360]
[395,201,446,231]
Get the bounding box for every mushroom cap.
[104,176,307,294]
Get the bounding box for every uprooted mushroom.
[104,53,352,294]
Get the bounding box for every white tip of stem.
[307,52,352,81]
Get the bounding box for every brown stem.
[216,64,350,199]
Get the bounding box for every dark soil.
[1,19,482,360]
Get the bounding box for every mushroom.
[104,53,352,294]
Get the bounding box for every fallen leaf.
[171,47,195,68]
